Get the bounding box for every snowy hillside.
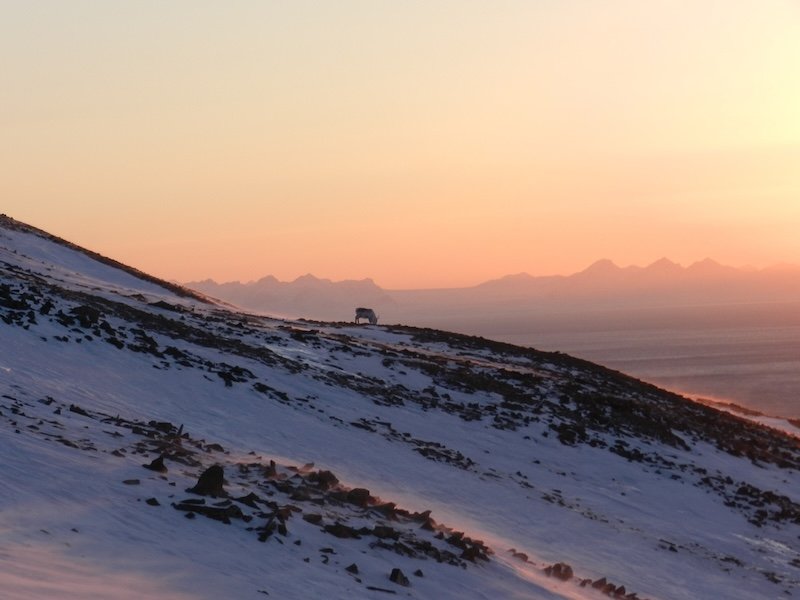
[1,215,798,600]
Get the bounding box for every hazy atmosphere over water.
[3,1,800,288]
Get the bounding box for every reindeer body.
[354,307,378,325]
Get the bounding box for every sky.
[2,1,800,289]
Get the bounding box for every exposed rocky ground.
[1,215,799,599]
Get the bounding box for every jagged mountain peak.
[581,258,620,273]
[293,272,326,284]
[644,256,682,271]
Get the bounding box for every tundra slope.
[0,215,798,600]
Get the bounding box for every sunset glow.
[2,1,800,288]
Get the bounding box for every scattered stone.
[146,420,173,434]
[345,563,359,574]
[302,513,323,525]
[346,488,371,508]
[173,500,246,524]
[544,562,573,581]
[592,578,608,590]
[143,454,167,473]
[389,568,410,587]
[413,569,424,577]
[308,469,339,490]
[146,497,160,506]
[324,522,361,539]
[372,525,400,540]
[187,465,226,497]
[373,502,398,519]
[69,404,90,417]
[234,492,262,508]
[263,460,278,478]
[70,305,101,328]
[122,479,140,485]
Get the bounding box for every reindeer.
[354,307,378,325]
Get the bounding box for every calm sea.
[410,302,800,419]
[499,325,800,419]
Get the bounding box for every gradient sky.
[2,1,800,288]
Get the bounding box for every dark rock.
[420,516,436,531]
[372,525,400,540]
[148,421,175,434]
[413,569,424,577]
[235,492,263,508]
[143,454,167,473]
[145,497,160,506]
[122,479,140,485]
[592,578,608,589]
[263,460,278,478]
[308,469,339,490]
[70,305,101,328]
[302,513,323,525]
[461,545,485,562]
[510,550,529,562]
[69,404,90,417]
[410,509,431,523]
[544,562,573,581]
[346,488,372,508]
[323,523,361,539]
[389,568,410,587]
[345,563,359,574]
[290,486,312,502]
[373,502,398,519]
[173,500,246,524]
[187,465,226,497]
[150,300,180,312]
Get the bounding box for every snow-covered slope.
[1,216,798,599]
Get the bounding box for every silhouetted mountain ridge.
[188,258,800,320]
[188,272,395,320]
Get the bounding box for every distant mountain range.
[188,274,396,321]
[187,258,800,322]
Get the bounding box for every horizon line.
[183,257,800,291]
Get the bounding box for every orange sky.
[2,1,800,288]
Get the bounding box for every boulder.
[187,465,226,497]
[389,568,410,587]
[143,454,167,473]
[346,488,372,508]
